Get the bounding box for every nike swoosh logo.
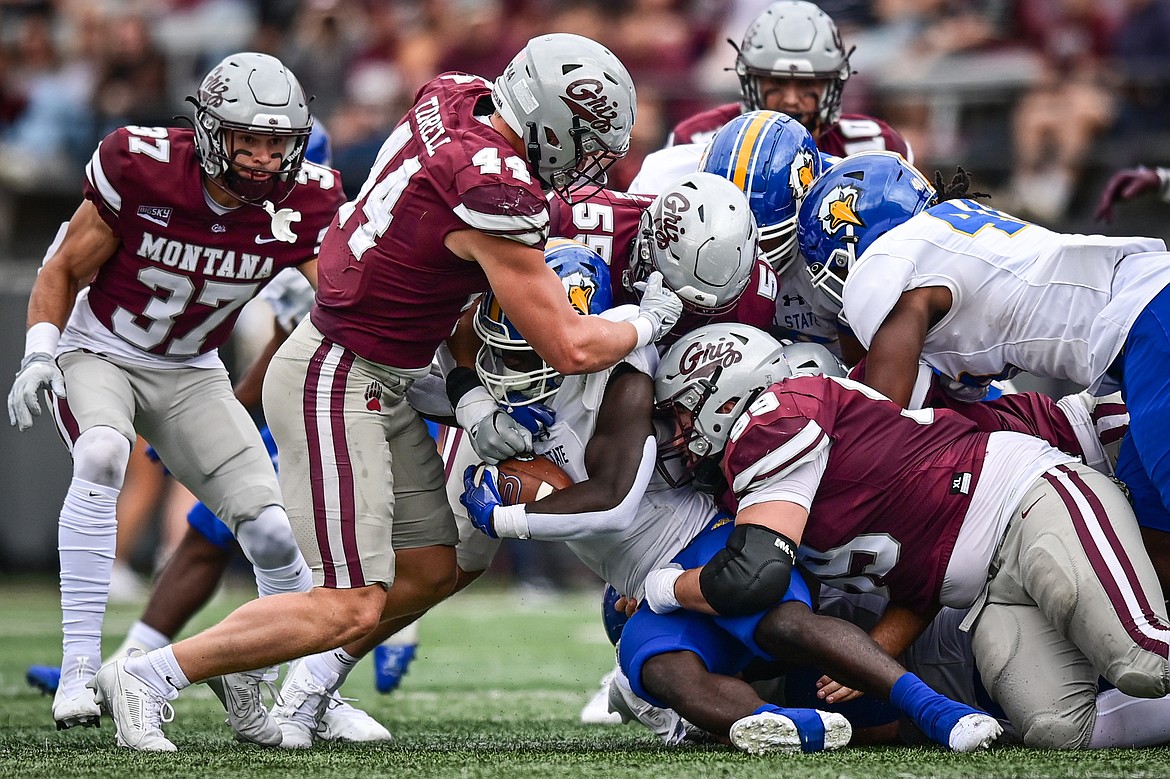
[1020,497,1043,519]
[254,236,280,244]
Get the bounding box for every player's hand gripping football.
[455,388,533,464]
[7,353,66,431]
[461,465,502,539]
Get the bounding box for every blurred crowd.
[2,0,1170,222]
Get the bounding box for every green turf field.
[1,577,1168,778]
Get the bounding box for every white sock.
[254,554,313,598]
[383,620,420,647]
[306,647,359,690]
[124,646,187,700]
[1088,688,1170,747]
[58,479,119,696]
[105,620,170,663]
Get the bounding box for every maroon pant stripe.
[329,349,363,587]
[305,340,337,588]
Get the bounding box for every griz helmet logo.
[653,191,690,250]
[200,66,232,108]
[678,338,743,380]
[561,78,620,134]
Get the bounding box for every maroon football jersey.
[82,127,343,358]
[668,103,912,161]
[548,187,654,305]
[848,359,1084,459]
[666,258,777,346]
[721,375,989,611]
[313,74,549,369]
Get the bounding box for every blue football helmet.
[699,110,820,274]
[797,150,935,312]
[304,123,333,167]
[474,238,613,407]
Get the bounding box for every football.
[476,455,574,505]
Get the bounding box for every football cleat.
[271,659,333,750]
[52,685,101,730]
[729,708,851,755]
[317,693,392,742]
[579,669,623,726]
[27,665,61,696]
[373,642,417,694]
[206,671,283,747]
[87,658,176,752]
[606,667,693,746]
[947,712,1003,752]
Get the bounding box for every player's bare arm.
[862,286,951,407]
[295,258,318,289]
[816,601,940,703]
[672,500,809,617]
[525,366,654,517]
[28,200,119,330]
[446,227,641,375]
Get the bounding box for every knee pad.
[72,427,132,488]
[234,505,300,569]
[699,524,796,616]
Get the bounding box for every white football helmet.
[492,33,636,202]
[655,323,789,465]
[778,341,846,378]
[734,1,852,128]
[627,172,759,316]
[189,52,312,204]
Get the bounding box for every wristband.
[446,366,483,406]
[632,316,655,350]
[644,566,685,614]
[24,322,60,360]
[491,503,530,539]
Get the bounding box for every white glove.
[455,385,532,464]
[634,271,684,346]
[8,353,66,431]
[642,563,685,614]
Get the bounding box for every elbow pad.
[699,524,797,617]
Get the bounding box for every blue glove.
[460,465,501,538]
[506,396,556,439]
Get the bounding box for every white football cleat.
[271,659,333,750]
[317,693,392,742]
[947,712,1002,752]
[206,671,283,747]
[52,685,101,730]
[579,669,623,725]
[729,709,851,755]
[606,667,693,746]
[88,659,176,752]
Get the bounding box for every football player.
[667,1,910,158]
[648,324,1170,750]
[82,34,684,752]
[796,150,1170,597]
[461,314,1003,753]
[6,53,345,745]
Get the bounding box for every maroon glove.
[1094,167,1162,223]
